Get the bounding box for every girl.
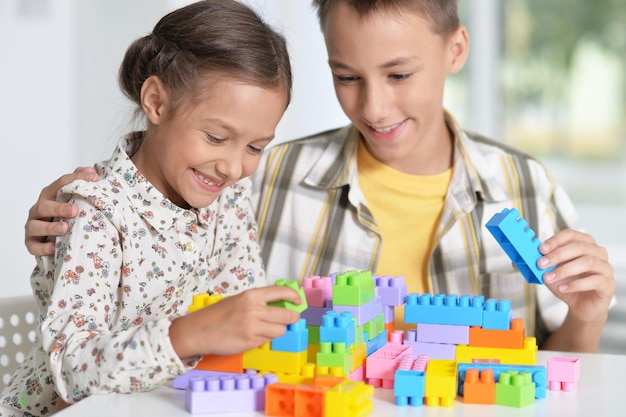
[1,1,300,416]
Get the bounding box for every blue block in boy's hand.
[485,208,555,285]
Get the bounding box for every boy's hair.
[119,0,292,114]
[312,0,459,37]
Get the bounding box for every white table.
[56,351,624,417]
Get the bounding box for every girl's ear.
[447,25,470,74]
[141,75,169,125]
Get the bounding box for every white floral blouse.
[0,132,266,416]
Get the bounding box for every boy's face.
[322,3,468,173]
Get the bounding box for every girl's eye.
[335,74,359,83]
[248,145,263,155]
[206,134,225,144]
[390,73,412,81]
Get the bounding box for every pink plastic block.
[374,275,408,306]
[416,323,469,345]
[547,356,580,391]
[302,276,333,307]
[404,330,456,360]
[185,372,278,414]
[366,343,413,388]
[334,295,382,326]
[349,365,366,382]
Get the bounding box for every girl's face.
[322,3,468,175]
[135,78,286,209]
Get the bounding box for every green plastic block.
[267,279,308,313]
[316,342,353,374]
[332,270,375,306]
[495,371,535,407]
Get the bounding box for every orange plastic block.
[324,380,374,417]
[456,337,537,365]
[469,318,525,349]
[266,383,298,417]
[424,360,457,407]
[384,321,395,338]
[243,342,308,374]
[463,368,495,404]
[195,352,243,373]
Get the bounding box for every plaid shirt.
[252,112,580,345]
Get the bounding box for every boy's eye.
[390,73,412,81]
[248,145,263,155]
[336,74,359,83]
[206,134,225,144]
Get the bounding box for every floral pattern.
[0,133,266,416]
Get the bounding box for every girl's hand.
[170,285,303,358]
[539,229,615,324]
[25,167,99,256]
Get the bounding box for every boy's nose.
[360,82,390,124]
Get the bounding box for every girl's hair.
[312,0,459,38]
[119,0,292,115]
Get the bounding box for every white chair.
[0,296,38,388]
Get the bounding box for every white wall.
[0,0,346,299]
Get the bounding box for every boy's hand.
[170,285,304,358]
[539,229,615,324]
[25,167,99,256]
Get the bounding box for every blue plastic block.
[394,369,425,406]
[485,208,555,284]
[271,318,309,352]
[482,299,513,330]
[319,310,356,347]
[404,293,484,326]
[457,362,547,399]
[366,330,388,356]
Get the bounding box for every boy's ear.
[448,25,470,74]
[141,75,169,125]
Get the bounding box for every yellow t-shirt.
[357,140,452,329]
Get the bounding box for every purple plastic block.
[404,330,456,360]
[404,293,484,326]
[302,276,333,307]
[416,323,469,344]
[173,370,241,389]
[185,372,279,414]
[301,299,333,326]
[333,295,382,325]
[383,305,395,324]
[374,275,408,306]
[482,298,513,330]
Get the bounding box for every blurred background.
[0,0,624,353]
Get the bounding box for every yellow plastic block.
[324,380,374,417]
[243,342,308,374]
[188,293,224,313]
[424,360,457,407]
[351,343,367,372]
[308,343,320,363]
[456,337,537,365]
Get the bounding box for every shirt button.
[185,242,195,252]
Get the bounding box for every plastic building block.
[351,343,367,371]
[173,370,241,389]
[485,207,555,285]
[424,360,457,407]
[320,311,356,347]
[384,320,394,336]
[324,380,374,417]
[456,337,538,365]
[332,270,375,306]
[403,330,456,360]
[272,318,309,352]
[243,342,308,374]
[365,343,413,388]
[393,355,426,406]
[302,300,333,326]
[333,296,382,326]
[196,352,243,373]
[416,323,469,345]
[374,275,408,306]
[469,318,525,349]
[494,370,535,407]
[188,293,224,313]
[268,279,308,313]
[302,276,333,307]
[547,356,580,391]
[404,293,485,326]
[482,298,512,330]
[457,362,547,399]
[365,330,387,356]
[382,305,394,324]
[185,372,278,414]
[362,313,385,340]
[317,342,354,374]
[462,368,495,404]
[348,365,365,382]
[265,383,298,417]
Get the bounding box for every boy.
[25,0,614,352]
